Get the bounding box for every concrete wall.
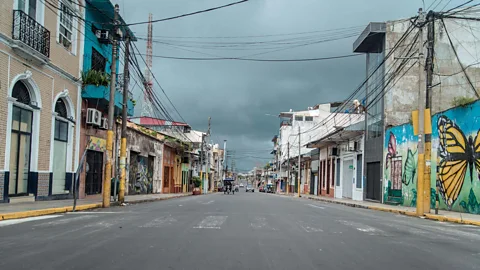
[383,99,480,214]
[384,18,480,127]
[120,126,163,195]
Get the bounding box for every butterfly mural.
[385,132,398,169]
[436,115,480,209]
[402,148,417,186]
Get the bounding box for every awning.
[307,121,364,148]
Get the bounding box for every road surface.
[1,191,479,269]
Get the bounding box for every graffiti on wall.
[384,128,418,206]
[434,113,480,212]
[129,153,153,194]
[384,100,480,214]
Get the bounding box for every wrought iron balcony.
[12,10,50,58]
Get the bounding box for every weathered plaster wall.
[384,18,480,127]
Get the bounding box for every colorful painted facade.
[383,100,480,214]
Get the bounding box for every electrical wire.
[131,42,188,124]
[126,44,193,142]
[134,25,365,39]
[292,21,418,138]
[440,18,480,98]
[118,0,249,27]
[143,53,362,62]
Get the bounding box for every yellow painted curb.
[424,214,480,226]
[0,203,102,221]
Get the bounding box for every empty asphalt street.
[1,191,480,270]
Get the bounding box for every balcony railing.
[12,10,50,58]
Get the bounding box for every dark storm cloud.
[113,0,466,171]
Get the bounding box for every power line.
[131,42,188,123]
[290,19,419,138]
[142,53,362,62]
[444,0,474,13]
[134,25,365,39]
[126,44,193,142]
[119,0,249,26]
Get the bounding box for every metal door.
[342,159,353,199]
[85,150,103,195]
[366,162,381,201]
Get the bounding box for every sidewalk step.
[9,195,35,204]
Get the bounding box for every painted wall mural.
[383,100,480,214]
[129,152,153,194]
[384,126,418,207]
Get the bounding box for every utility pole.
[223,140,227,181]
[278,146,282,193]
[298,126,301,198]
[424,10,435,213]
[416,8,426,215]
[199,132,205,193]
[205,117,211,194]
[287,141,290,194]
[119,35,129,203]
[103,4,119,208]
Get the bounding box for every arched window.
[55,98,68,118]
[12,81,31,105]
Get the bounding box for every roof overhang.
[307,122,364,148]
[353,22,386,53]
[279,112,294,118]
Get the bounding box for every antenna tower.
[142,13,154,117]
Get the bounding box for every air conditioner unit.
[347,140,356,151]
[100,117,108,129]
[86,108,101,126]
[95,29,111,43]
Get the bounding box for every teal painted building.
[82,0,136,116]
[78,0,136,199]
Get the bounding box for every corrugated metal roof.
[128,116,189,127]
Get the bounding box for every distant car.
[246,185,254,192]
[239,183,244,188]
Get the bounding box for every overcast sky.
[113,0,467,172]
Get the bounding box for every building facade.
[0,0,84,203]
[354,16,480,213]
[78,0,135,199]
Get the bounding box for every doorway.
[342,159,353,199]
[9,106,33,196]
[85,150,103,195]
[310,172,315,195]
[366,162,381,201]
[52,99,69,194]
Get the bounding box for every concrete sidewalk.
[0,193,192,220]
[276,192,480,226]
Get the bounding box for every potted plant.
[81,69,111,89]
[192,176,202,195]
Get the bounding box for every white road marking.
[194,216,227,229]
[0,215,62,227]
[306,204,325,209]
[141,216,177,228]
[34,215,97,227]
[67,211,120,214]
[202,200,214,205]
[250,217,276,230]
[297,221,323,232]
[337,220,384,235]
